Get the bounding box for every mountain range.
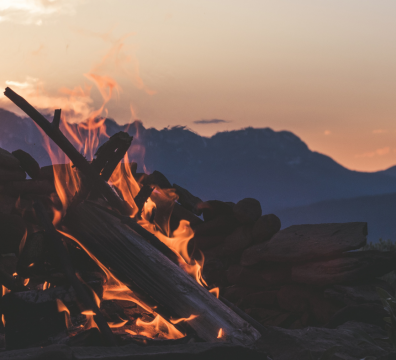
[1,108,395,242]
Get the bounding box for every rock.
[252,214,281,244]
[0,148,20,170]
[233,198,262,224]
[222,286,259,304]
[201,257,229,287]
[199,200,234,222]
[277,284,339,325]
[0,344,73,360]
[241,222,368,266]
[0,213,26,255]
[324,279,394,306]
[245,308,296,327]
[240,290,278,308]
[221,225,254,256]
[11,150,41,179]
[173,184,203,215]
[0,167,26,182]
[292,251,396,286]
[326,303,388,328]
[255,322,389,360]
[227,264,290,288]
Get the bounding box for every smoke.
[0,0,81,26]
[193,119,231,125]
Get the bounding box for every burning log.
[4,88,132,216]
[4,179,55,196]
[173,184,203,216]
[33,201,117,346]
[65,202,261,345]
[91,131,133,181]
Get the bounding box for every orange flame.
[56,299,73,330]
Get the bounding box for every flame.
[217,328,224,339]
[23,278,30,286]
[39,65,210,340]
[108,319,128,328]
[209,287,220,299]
[43,281,50,290]
[56,299,73,330]
[170,314,198,325]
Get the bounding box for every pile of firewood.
[0,87,394,360]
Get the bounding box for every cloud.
[0,0,81,25]
[372,129,388,134]
[355,146,391,158]
[193,119,231,125]
[324,130,331,135]
[1,76,94,122]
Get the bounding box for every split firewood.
[5,179,55,196]
[199,200,234,222]
[173,184,203,215]
[251,214,281,244]
[241,222,368,266]
[4,88,132,216]
[91,131,133,181]
[11,150,41,179]
[0,167,26,182]
[143,170,172,189]
[233,198,262,224]
[0,147,21,170]
[65,202,261,345]
[0,213,26,255]
[33,201,117,346]
[291,250,396,286]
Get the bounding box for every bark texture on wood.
[65,202,261,345]
[241,222,367,266]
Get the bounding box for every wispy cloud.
[355,146,391,158]
[372,129,388,134]
[1,76,94,122]
[0,0,81,26]
[193,119,231,125]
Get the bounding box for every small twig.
[33,201,117,346]
[52,109,61,130]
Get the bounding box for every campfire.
[0,87,395,359]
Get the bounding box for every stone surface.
[291,251,396,286]
[227,264,290,288]
[252,214,281,244]
[241,222,368,266]
[255,321,389,360]
[324,279,394,306]
[233,198,262,224]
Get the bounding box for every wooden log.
[0,167,26,182]
[91,132,133,181]
[241,222,368,266]
[4,88,131,216]
[0,148,20,170]
[5,179,55,196]
[173,184,203,215]
[11,150,41,179]
[65,202,261,345]
[33,201,117,346]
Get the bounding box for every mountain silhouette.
[1,107,396,240]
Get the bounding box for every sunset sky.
[0,0,395,172]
